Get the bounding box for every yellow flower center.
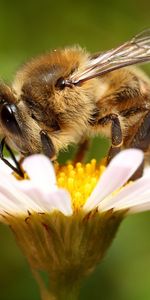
[55,159,106,210]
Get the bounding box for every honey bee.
[0,29,150,176]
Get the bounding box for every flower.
[0,149,149,300]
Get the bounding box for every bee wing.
[70,29,150,84]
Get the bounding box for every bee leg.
[0,138,24,177]
[40,130,56,160]
[128,111,150,180]
[129,159,144,181]
[74,138,89,163]
[107,114,123,164]
[130,111,150,151]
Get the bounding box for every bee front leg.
[97,114,123,164]
[105,114,123,164]
[40,130,56,160]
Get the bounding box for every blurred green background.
[0,0,150,299]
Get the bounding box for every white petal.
[84,149,144,211]
[114,189,150,211]
[0,171,44,212]
[0,192,24,214]
[15,183,73,216]
[0,183,43,212]
[42,189,73,216]
[100,177,150,211]
[22,154,57,191]
[128,202,150,214]
[0,158,15,174]
[0,168,73,216]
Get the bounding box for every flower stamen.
[55,159,106,210]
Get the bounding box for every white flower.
[0,149,149,218]
[0,149,149,300]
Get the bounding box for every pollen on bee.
[55,158,106,210]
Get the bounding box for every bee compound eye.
[0,103,21,135]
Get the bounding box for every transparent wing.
[70,29,150,84]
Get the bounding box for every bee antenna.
[0,138,24,177]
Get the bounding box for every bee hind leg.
[130,111,150,151]
[128,111,150,180]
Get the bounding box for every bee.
[0,29,150,176]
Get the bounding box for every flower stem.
[48,274,81,300]
[32,269,55,300]
[32,269,80,300]
[49,282,80,300]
